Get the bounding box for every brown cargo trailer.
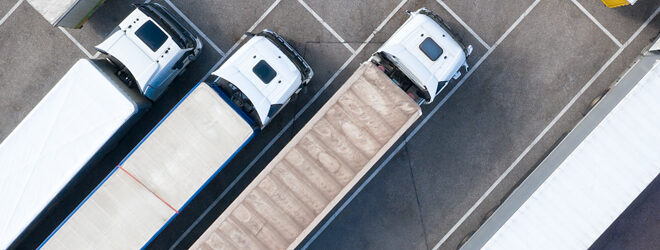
[192,63,421,250]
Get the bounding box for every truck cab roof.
[378,8,468,103]
[212,32,309,127]
[96,3,201,101]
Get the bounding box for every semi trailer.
[0,3,200,248]
[38,30,313,249]
[459,37,660,250]
[191,8,471,250]
[27,0,106,28]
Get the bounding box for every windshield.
[135,20,168,52]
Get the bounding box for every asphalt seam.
[0,0,23,28]
[297,0,356,54]
[432,5,660,250]
[570,0,623,47]
[405,145,431,250]
[426,1,541,248]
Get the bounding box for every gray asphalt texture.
[0,0,658,249]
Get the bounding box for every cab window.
[253,60,277,84]
[419,37,443,61]
[135,20,168,52]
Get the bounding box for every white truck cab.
[96,3,202,101]
[374,8,471,104]
[211,29,313,128]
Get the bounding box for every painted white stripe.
[297,0,356,54]
[170,0,407,248]
[432,5,660,250]
[436,0,490,49]
[0,0,23,28]
[571,0,623,47]
[194,0,282,87]
[59,27,94,58]
[163,0,225,56]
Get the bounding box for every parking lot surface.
[1,0,658,249]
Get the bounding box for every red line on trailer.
[117,165,180,214]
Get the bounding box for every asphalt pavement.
[0,0,658,249]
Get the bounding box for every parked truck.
[27,0,106,28]
[0,3,200,248]
[459,37,660,250]
[38,29,313,249]
[191,8,471,250]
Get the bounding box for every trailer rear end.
[192,63,421,250]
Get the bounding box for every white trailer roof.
[40,83,255,249]
[462,53,660,250]
[0,59,142,249]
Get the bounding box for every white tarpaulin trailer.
[0,59,148,248]
[460,39,660,250]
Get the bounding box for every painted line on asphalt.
[432,5,660,250]
[170,0,407,248]
[297,0,356,54]
[59,27,94,58]
[194,0,282,85]
[163,0,225,56]
[570,0,622,47]
[0,0,23,27]
[436,0,490,50]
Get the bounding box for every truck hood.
[96,31,159,93]
[378,11,466,102]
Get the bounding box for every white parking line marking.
[0,0,24,28]
[297,0,356,54]
[436,0,490,50]
[194,0,283,86]
[570,0,622,47]
[170,0,406,248]
[58,27,94,58]
[432,5,660,250]
[163,0,225,56]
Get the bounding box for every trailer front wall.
[193,63,422,250]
